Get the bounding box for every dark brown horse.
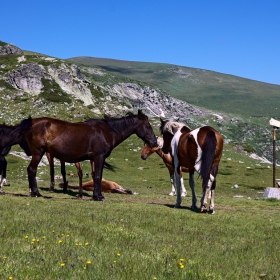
[141,136,188,196]
[160,119,223,214]
[0,118,32,153]
[24,110,157,200]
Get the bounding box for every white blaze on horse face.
[189,128,203,174]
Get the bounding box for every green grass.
[1,134,280,279]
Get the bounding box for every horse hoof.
[48,188,54,192]
[93,195,105,201]
[181,192,187,197]
[200,205,207,213]
[30,192,42,197]
[191,205,198,210]
[174,204,181,209]
[208,209,215,214]
[169,192,176,196]
[0,189,5,195]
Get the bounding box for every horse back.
[26,117,112,162]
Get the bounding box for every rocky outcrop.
[107,83,204,118]
[6,63,45,95]
[0,43,24,55]
[47,63,94,105]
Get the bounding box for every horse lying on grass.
[141,136,188,197]
[59,179,133,195]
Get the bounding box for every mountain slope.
[0,41,278,163]
[68,56,280,119]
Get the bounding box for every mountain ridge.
[0,40,278,163]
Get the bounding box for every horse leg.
[209,179,216,214]
[60,161,68,194]
[91,158,104,201]
[0,159,6,194]
[200,174,215,213]
[75,162,83,198]
[47,153,55,192]
[169,173,176,196]
[174,167,182,208]
[208,165,218,214]
[189,171,197,210]
[180,168,187,197]
[27,153,44,197]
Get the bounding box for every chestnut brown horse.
[141,136,188,196]
[24,110,157,200]
[160,119,223,214]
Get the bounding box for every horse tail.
[104,161,116,172]
[200,130,217,188]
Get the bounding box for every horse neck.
[108,117,139,147]
[0,126,20,148]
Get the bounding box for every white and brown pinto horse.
[160,119,223,214]
[141,136,188,197]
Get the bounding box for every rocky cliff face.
[0,41,205,119]
[0,43,23,55]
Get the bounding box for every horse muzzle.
[141,154,148,160]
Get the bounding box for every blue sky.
[1,1,280,85]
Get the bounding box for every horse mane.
[0,117,32,137]
[103,112,139,134]
[159,118,191,135]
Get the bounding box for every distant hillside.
[0,40,278,163]
[68,57,280,119]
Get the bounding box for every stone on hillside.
[0,44,24,55]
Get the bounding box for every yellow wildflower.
[87,260,91,264]
[60,263,65,267]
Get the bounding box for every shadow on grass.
[4,187,92,200]
[163,203,201,213]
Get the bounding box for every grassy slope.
[1,132,279,279]
[68,57,280,118]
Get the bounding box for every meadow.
[0,134,280,280]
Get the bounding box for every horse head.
[135,110,157,148]
[141,136,162,160]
